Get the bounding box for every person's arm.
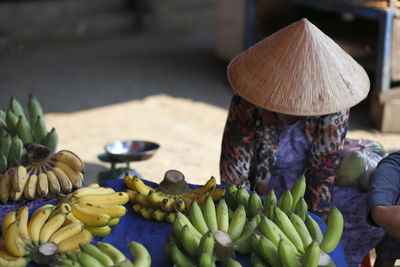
[304,110,349,219]
[367,151,400,238]
[220,95,257,187]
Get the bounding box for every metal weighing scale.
[97,140,160,183]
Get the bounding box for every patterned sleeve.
[220,95,257,187]
[304,110,349,219]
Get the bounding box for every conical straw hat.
[227,18,370,116]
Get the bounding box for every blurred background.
[0,0,400,185]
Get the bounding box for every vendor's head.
[227,18,370,116]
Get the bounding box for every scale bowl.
[105,140,160,162]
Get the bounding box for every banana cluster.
[125,174,225,223]
[55,241,151,267]
[0,204,93,267]
[53,184,129,237]
[0,149,85,204]
[0,95,58,173]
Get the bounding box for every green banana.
[8,136,23,166]
[278,190,293,214]
[16,116,33,143]
[318,252,337,267]
[249,192,263,218]
[179,225,200,257]
[45,127,58,154]
[28,94,44,127]
[290,175,306,211]
[234,215,260,254]
[277,239,301,267]
[250,232,262,255]
[202,196,218,233]
[302,241,320,267]
[273,207,304,253]
[294,197,308,221]
[305,215,323,244]
[0,152,7,173]
[227,258,242,267]
[6,110,18,136]
[170,243,196,267]
[96,242,126,264]
[0,109,7,130]
[79,243,114,267]
[175,212,203,240]
[320,208,343,253]
[258,235,282,267]
[55,257,80,267]
[113,259,135,267]
[251,251,270,267]
[235,187,250,214]
[188,201,209,235]
[76,252,104,267]
[227,205,246,242]
[128,241,151,267]
[198,252,216,267]
[263,190,277,219]
[258,217,289,247]
[198,231,215,254]
[225,184,238,209]
[0,133,12,158]
[33,116,48,145]
[289,212,312,249]
[216,199,229,232]
[65,251,80,262]
[9,97,26,120]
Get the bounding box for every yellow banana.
[48,222,85,244]
[88,183,100,188]
[85,225,112,237]
[9,185,23,202]
[2,210,16,236]
[174,199,186,212]
[320,208,344,253]
[57,229,93,252]
[75,192,129,205]
[52,160,82,188]
[52,150,85,173]
[108,217,120,226]
[4,221,27,257]
[39,213,66,243]
[24,172,38,201]
[12,165,28,192]
[147,190,164,208]
[210,187,225,201]
[51,166,73,193]
[72,186,115,198]
[78,202,126,218]
[190,176,217,195]
[165,212,176,224]
[124,174,155,195]
[139,207,154,220]
[160,197,176,212]
[132,203,143,213]
[71,203,111,227]
[45,168,61,194]
[152,209,167,221]
[16,206,31,245]
[0,169,13,204]
[37,171,49,196]
[27,207,52,244]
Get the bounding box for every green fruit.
[33,116,48,145]
[45,127,58,154]
[6,110,18,136]
[8,136,23,167]
[0,133,12,159]
[16,115,33,143]
[9,97,26,119]
[336,151,365,187]
[0,152,7,173]
[28,94,44,127]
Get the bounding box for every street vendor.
[219,18,384,266]
[367,151,400,267]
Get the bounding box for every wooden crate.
[372,88,400,132]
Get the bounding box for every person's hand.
[371,205,400,239]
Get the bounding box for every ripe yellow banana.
[190,176,217,195]
[52,150,85,173]
[78,202,126,218]
[45,168,61,194]
[152,209,167,221]
[85,225,112,237]
[24,172,38,201]
[12,165,28,192]
[27,207,52,244]
[15,206,31,245]
[39,213,66,243]
[52,160,82,188]
[2,210,16,236]
[71,203,111,227]
[51,166,73,193]
[165,212,176,224]
[48,222,85,244]
[72,186,115,198]
[4,221,27,257]
[57,229,93,252]
[108,217,121,226]
[127,190,151,206]
[319,208,344,253]
[139,207,154,220]
[210,187,226,201]
[124,174,155,195]
[88,183,100,188]
[75,192,129,205]
[174,199,186,212]
[9,184,23,202]
[37,171,49,196]
[129,241,151,267]
[160,197,176,212]
[147,190,164,208]
[0,169,13,203]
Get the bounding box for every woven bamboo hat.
[227,18,370,116]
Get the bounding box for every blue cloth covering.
[27,178,347,267]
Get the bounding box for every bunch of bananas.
[0,149,85,204]
[0,95,58,173]
[0,204,93,267]
[55,241,151,267]
[50,184,129,237]
[164,195,256,267]
[125,173,225,223]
